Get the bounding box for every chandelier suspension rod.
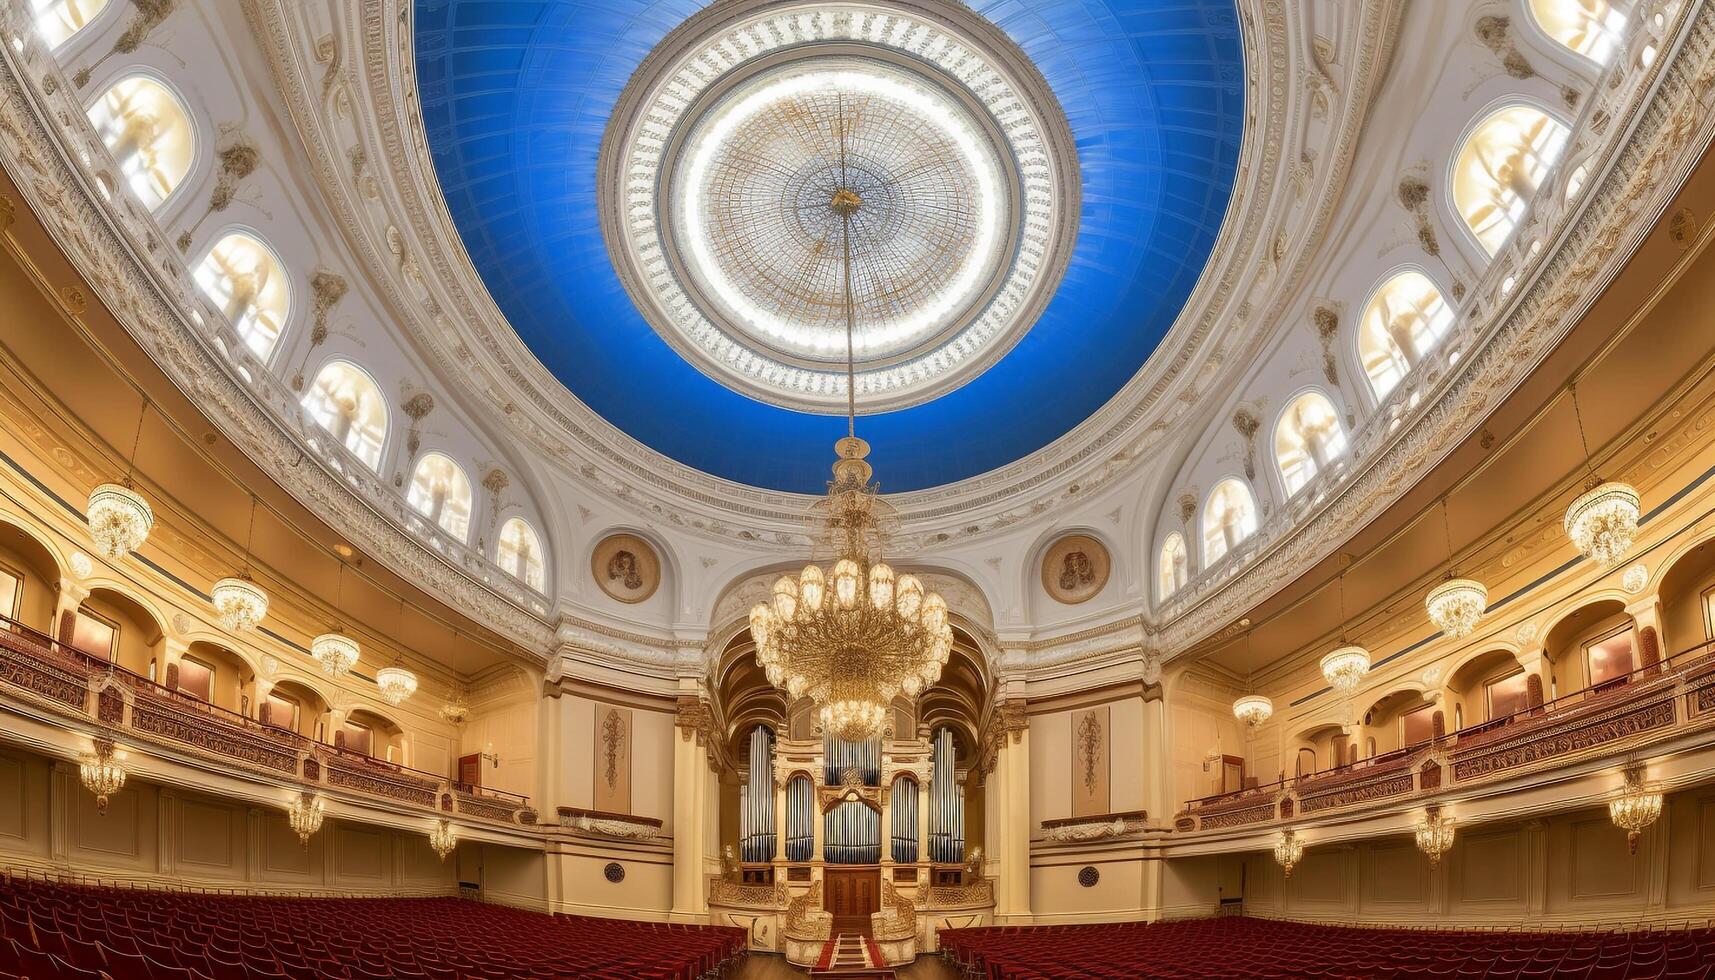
[1569,382,1597,480]
[124,398,149,487]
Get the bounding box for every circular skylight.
[673,59,1010,369]
[603,2,1080,414]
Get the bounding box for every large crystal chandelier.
[286,791,325,845]
[86,400,154,561]
[1232,695,1273,727]
[1320,646,1371,693]
[312,559,359,677]
[1425,500,1486,638]
[1414,805,1455,866]
[429,819,459,861]
[376,661,419,705]
[1426,577,1487,638]
[746,141,951,743]
[1563,384,1640,568]
[212,494,268,632]
[79,737,127,815]
[87,483,154,561]
[1274,828,1304,878]
[1608,765,1662,854]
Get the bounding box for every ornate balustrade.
[1176,643,1715,833]
[0,615,531,826]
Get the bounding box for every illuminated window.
[87,75,195,212]
[1528,0,1627,63]
[1275,392,1348,496]
[407,452,473,542]
[341,720,372,757]
[260,692,299,730]
[177,656,213,702]
[1201,478,1258,566]
[1585,625,1636,686]
[72,608,117,660]
[194,232,290,362]
[1358,272,1455,399]
[0,564,19,622]
[301,360,388,471]
[497,517,546,592]
[1486,670,1531,720]
[30,0,109,49]
[1453,105,1571,255]
[1158,532,1188,601]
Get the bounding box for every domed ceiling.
[415,0,1243,493]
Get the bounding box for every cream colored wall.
[1219,789,1715,928]
[547,691,675,830]
[1547,611,1634,696]
[0,538,55,632]
[462,690,539,798]
[0,745,457,895]
[475,841,549,910]
[1168,680,1245,806]
[79,591,161,677]
[1028,697,1146,832]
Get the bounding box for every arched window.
[30,0,110,48]
[497,517,546,591]
[87,75,195,212]
[1275,392,1348,495]
[1158,532,1189,601]
[1452,105,1570,255]
[194,232,290,362]
[407,452,473,542]
[1358,272,1455,399]
[1201,478,1258,566]
[1528,0,1627,63]
[301,360,387,471]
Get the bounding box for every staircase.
[809,933,896,978]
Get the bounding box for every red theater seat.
[0,875,746,980]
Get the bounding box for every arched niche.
[262,678,328,739]
[1292,723,1348,778]
[1658,537,1715,655]
[342,707,406,763]
[1542,598,1635,697]
[74,586,164,678]
[1359,688,1438,755]
[0,519,63,634]
[179,640,252,712]
[1446,648,1529,730]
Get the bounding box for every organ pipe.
[890,777,920,863]
[739,726,776,862]
[822,734,881,863]
[786,775,814,862]
[823,733,880,786]
[929,727,964,864]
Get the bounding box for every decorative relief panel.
[1042,535,1111,605]
[591,535,660,605]
[1070,705,1110,817]
[593,704,633,814]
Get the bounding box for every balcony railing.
[0,614,534,826]
[1175,638,1715,832]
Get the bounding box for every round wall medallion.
[1078,865,1099,888]
[1041,534,1111,605]
[591,533,662,604]
[599,0,1080,414]
[604,861,625,883]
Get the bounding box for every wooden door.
[824,868,880,935]
[457,753,481,790]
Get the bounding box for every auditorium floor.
[735,951,960,977]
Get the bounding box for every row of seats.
[0,875,746,980]
[938,916,1715,979]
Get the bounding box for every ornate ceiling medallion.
[601,1,1079,413]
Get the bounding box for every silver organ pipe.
[929,727,965,864]
[822,734,881,863]
[890,777,919,863]
[786,775,814,862]
[739,726,776,862]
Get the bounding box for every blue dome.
[415,0,1244,493]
